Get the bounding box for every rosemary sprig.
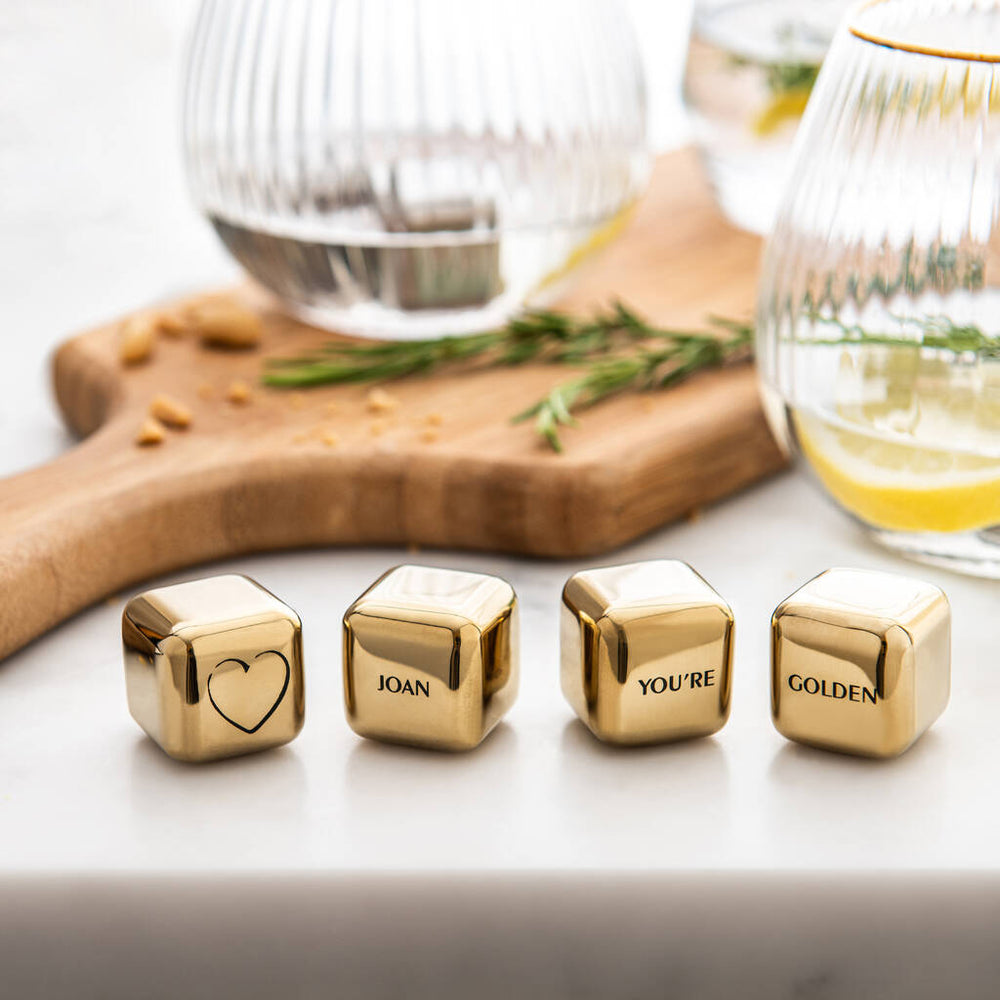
[732,22,821,98]
[811,314,1000,356]
[727,54,819,98]
[263,302,656,388]
[264,304,753,452]
[513,318,752,451]
[264,328,500,386]
[763,60,819,97]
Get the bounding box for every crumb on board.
[149,393,192,429]
[135,417,166,446]
[369,418,390,437]
[288,392,306,411]
[189,301,263,350]
[324,401,340,416]
[419,428,439,443]
[424,412,444,426]
[226,380,252,405]
[686,507,703,524]
[118,314,158,366]
[321,431,340,447]
[156,311,188,339]
[366,388,399,414]
[197,382,214,400]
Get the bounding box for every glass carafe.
[182,0,650,339]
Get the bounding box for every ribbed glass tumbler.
[182,0,649,338]
[757,0,1000,577]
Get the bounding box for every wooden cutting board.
[0,148,786,662]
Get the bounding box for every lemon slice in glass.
[794,410,1000,533]
[751,88,812,137]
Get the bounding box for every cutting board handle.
[0,429,182,660]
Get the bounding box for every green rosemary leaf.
[536,405,564,453]
[764,60,819,96]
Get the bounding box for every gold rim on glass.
[849,0,1000,63]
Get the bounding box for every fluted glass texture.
[182,0,649,338]
[757,0,1000,576]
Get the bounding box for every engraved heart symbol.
[207,650,290,734]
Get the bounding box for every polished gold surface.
[771,568,950,758]
[123,574,305,762]
[343,565,519,751]
[561,560,733,745]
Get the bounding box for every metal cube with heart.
[122,574,304,761]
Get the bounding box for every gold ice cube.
[561,560,733,745]
[123,574,304,762]
[771,568,950,758]
[343,565,519,751]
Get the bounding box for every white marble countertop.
[3,3,999,997]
